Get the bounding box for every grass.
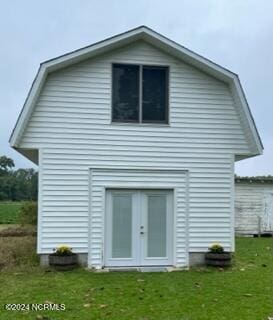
[0,237,272,320]
[0,202,21,224]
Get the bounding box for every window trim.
[111,63,169,125]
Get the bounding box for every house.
[235,176,273,235]
[10,26,263,270]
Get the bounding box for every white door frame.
[88,168,189,270]
[104,189,173,267]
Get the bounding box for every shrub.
[19,201,37,225]
[208,243,224,253]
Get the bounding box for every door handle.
[140,231,144,235]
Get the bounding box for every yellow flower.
[55,244,72,255]
[209,243,224,253]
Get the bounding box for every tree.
[0,155,38,201]
[0,156,15,200]
[12,168,38,201]
[0,156,14,176]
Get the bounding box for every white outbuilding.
[10,26,263,269]
[235,176,273,235]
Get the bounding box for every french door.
[105,189,173,267]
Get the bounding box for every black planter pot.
[205,252,232,267]
[49,253,78,271]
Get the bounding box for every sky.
[0,0,272,176]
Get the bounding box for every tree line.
[0,155,38,201]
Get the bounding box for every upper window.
[112,64,168,123]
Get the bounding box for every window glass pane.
[142,67,168,122]
[112,64,139,122]
[112,194,132,258]
[147,195,167,257]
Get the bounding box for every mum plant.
[205,242,231,267]
[208,243,224,254]
[49,244,78,270]
[53,245,73,256]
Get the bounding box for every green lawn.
[0,237,272,320]
[0,202,21,224]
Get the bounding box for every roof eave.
[232,77,263,155]
[41,26,238,81]
[9,64,47,147]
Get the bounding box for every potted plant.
[49,245,78,270]
[205,243,232,267]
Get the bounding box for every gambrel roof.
[10,26,263,157]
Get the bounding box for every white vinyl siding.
[20,41,244,265]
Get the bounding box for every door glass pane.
[147,195,167,257]
[142,66,168,123]
[112,64,139,122]
[112,194,132,258]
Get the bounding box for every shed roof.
[235,176,273,184]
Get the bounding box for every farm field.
[0,237,272,320]
[0,202,21,224]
